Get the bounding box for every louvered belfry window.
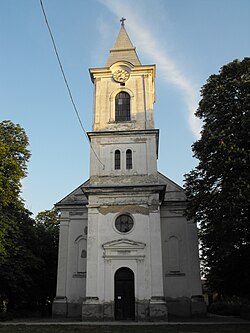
[115,92,130,121]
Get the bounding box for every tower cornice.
[89,64,156,83]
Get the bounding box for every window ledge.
[108,120,136,124]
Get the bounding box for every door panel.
[114,267,135,320]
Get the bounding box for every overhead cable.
[39,0,105,169]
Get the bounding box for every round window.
[115,214,134,233]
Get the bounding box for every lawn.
[1,324,250,333]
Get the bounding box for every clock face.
[113,69,130,83]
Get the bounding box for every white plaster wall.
[187,221,203,295]
[91,65,155,132]
[66,215,87,302]
[160,205,202,298]
[55,209,88,303]
[85,209,151,302]
[89,132,158,179]
[85,189,164,304]
[55,218,69,298]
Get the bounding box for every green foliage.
[0,120,31,262]
[184,58,250,298]
[34,210,60,307]
[208,299,250,319]
[0,121,59,315]
[0,205,43,310]
[0,120,31,208]
[0,207,59,314]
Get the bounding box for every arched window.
[75,237,87,273]
[114,150,121,170]
[168,236,180,272]
[81,250,87,258]
[115,92,130,121]
[126,149,132,169]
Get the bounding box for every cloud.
[98,0,202,138]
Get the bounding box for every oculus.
[115,214,134,233]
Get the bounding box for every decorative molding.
[102,238,146,260]
[69,211,84,216]
[165,272,186,277]
[73,272,86,278]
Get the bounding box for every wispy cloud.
[98,0,202,138]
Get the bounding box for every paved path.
[0,314,249,326]
[1,320,250,326]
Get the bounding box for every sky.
[1,0,249,216]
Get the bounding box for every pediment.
[102,239,146,260]
[103,239,146,250]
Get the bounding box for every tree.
[0,120,31,262]
[0,120,40,312]
[184,58,250,298]
[0,120,31,208]
[33,209,59,310]
[0,122,59,315]
[0,206,43,312]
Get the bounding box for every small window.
[126,149,132,169]
[115,150,121,170]
[81,250,87,258]
[76,238,87,273]
[168,236,180,272]
[115,92,130,121]
[84,226,88,235]
[115,214,134,233]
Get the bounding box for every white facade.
[52,23,205,320]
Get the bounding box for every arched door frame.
[114,267,135,320]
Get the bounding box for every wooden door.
[114,267,135,320]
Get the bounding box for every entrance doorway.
[114,267,135,320]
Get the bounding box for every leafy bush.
[209,301,241,316]
[0,311,13,322]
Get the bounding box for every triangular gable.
[103,238,146,250]
[157,172,186,201]
[103,239,146,260]
[55,179,89,207]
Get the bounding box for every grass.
[1,324,250,333]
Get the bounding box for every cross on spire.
[120,17,126,26]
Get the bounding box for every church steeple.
[89,19,155,134]
[105,19,141,67]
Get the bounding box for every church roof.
[55,172,186,208]
[105,23,141,67]
[55,180,89,207]
[157,172,187,201]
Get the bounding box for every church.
[52,20,205,321]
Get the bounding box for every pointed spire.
[105,19,141,67]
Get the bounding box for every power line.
[39,0,105,169]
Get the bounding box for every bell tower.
[53,19,204,321]
[81,20,168,320]
[88,22,158,186]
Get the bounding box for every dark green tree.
[0,120,31,208]
[0,120,31,262]
[0,206,43,312]
[0,120,41,313]
[0,121,60,315]
[184,58,250,298]
[33,209,59,311]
